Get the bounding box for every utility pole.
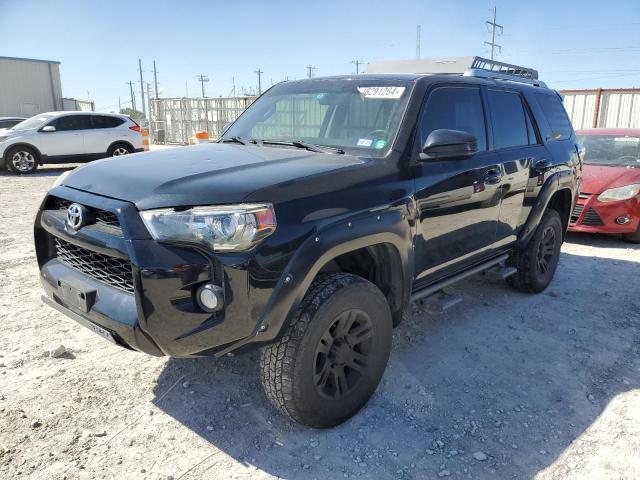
[118,96,121,112]
[138,59,146,116]
[196,74,210,97]
[127,81,136,111]
[484,5,503,60]
[306,64,318,78]
[153,60,159,99]
[350,60,364,74]
[146,82,152,119]
[416,25,421,59]
[254,69,263,95]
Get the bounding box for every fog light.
[616,216,631,225]
[196,284,224,312]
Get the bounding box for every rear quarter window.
[91,116,125,129]
[536,93,573,141]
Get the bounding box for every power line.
[196,74,209,98]
[484,5,503,60]
[306,64,318,78]
[254,69,263,95]
[350,60,364,74]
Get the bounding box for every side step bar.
[410,254,510,304]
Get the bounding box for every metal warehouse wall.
[0,56,63,117]
[561,88,640,130]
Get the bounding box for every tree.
[119,108,145,120]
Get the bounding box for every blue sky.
[1,0,639,112]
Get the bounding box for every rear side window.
[536,93,573,140]
[487,90,529,149]
[420,86,487,151]
[91,115,125,129]
[51,115,90,131]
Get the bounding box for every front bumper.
[568,193,640,234]
[35,186,266,357]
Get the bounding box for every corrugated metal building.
[0,56,63,117]
[560,88,640,130]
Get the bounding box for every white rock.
[473,451,488,461]
[438,470,451,477]
[49,345,67,358]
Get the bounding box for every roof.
[576,128,640,136]
[0,55,61,65]
[39,111,127,118]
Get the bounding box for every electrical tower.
[350,60,364,74]
[196,74,210,98]
[254,69,263,95]
[306,64,318,78]
[126,80,136,111]
[416,25,421,59]
[138,59,146,116]
[484,6,503,60]
[153,60,159,99]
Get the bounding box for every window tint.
[51,115,90,131]
[91,115,124,129]
[420,87,487,151]
[0,120,21,129]
[524,106,539,145]
[487,90,529,149]
[536,93,573,140]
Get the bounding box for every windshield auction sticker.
[357,86,405,99]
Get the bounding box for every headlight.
[51,170,72,188]
[597,184,640,202]
[140,203,276,251]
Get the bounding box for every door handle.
[484,168,502,184]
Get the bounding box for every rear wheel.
[507,209,563,293]
[107,143,132,157]
[6,146,38,174]
[260,273,392,428]
[622,225,640,244]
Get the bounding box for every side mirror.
[221,122,232,135]
[41,125,56,132]
[419,129,477,161]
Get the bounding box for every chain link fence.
[148,96,257,144]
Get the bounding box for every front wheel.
[6,146,38,174]
[260,273,392,428]
[507,208,563,293]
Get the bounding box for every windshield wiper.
[260,139,344,154]
[221,136,248,145]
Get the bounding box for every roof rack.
[463,57,546,87]
[364,56,546,87]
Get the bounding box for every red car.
[569,128,640,243]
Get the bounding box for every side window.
[487,90,529,149]
[536,93,573,141]
[420,86,487,151]
[52,115,90,131]
[90,115,106,129]
[524,106,539,145]
[92,116,124,128]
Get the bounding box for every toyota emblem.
[66,203,87,230]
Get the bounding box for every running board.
[410,254,510,303]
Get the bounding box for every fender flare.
[217,208,413,355]
[517,170,576,247]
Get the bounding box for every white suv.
[0,111,146,174]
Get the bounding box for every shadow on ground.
[0,164,77,178]
[153,250,640,479]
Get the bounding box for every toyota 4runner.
[35,57,581,428]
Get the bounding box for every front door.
[413,85,504,282]
[41,115,87,158]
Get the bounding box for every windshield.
[11,115,54,131]
[222,79,414,157]
[577,134,640,167]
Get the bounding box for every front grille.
[52,197,122,233]
[581,207,604,226]
[570,204,584,224]
[55,238,134,293]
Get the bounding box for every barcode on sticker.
[357,86,405,99]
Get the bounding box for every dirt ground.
[1,160,639,480]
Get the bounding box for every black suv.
[35,58,581,428]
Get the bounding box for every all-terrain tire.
[260,273,392,428]
[622,225,640,244]
[507,208,563,293]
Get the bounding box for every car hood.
[581,164,640,194]
[64,143,368,210]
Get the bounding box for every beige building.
[0,56,63,117]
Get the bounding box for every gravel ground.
[1,161,639,480]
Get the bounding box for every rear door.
[83,115,125,155]
[413,84,504,282]
[40,115,87,157]
[485,88,548,241]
